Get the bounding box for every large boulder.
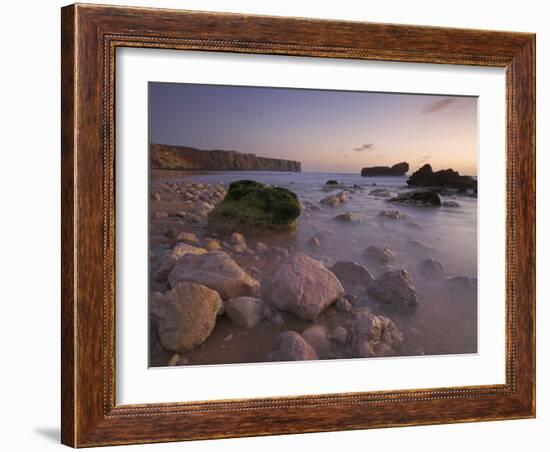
[207,180,301,232]
[330,261,374,291]
[407,164,477,189]
[368,269,419,306]
[389,189,441,206]
[361,162,409,176]
[349,310,404,357]
[168,251,260,299]
[152,282,222,353]
[225,296,265,328]
[267,331,319,361]
[270,253,345,320]
[154,243,207,282]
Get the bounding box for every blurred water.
[152,170,478,357]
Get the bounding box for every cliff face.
[150,144,301,172]
[361,162,409,176]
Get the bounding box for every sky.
[149,82,478,175]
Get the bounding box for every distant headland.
[150,144,301,172]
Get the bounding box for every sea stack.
[407,164,476,189]
[361,162,409,177]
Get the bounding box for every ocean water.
[151,170,478,358]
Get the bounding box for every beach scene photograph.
[148,82,478,367]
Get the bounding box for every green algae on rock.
[207,180,301,232]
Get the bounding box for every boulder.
[390,189,441,206]
[154,243,207,282]
[326,180,341,186]
[225,296,265,328]
[369,188,392,197]
[270,253,345,320]
[364,245,396,264]
[418,258,445,279]
[407,164,477,189]
[267,331,319,361]
[361,162,409,176]
[152,282,222,353]
[176,231,199,245]
[368,269,419,306]
[331,261,374,290]
[168,251,260,299]
[349,310,404,357]
[334,211,359,222]
[320,191,348,207]
[302,325,331,355]
[207,180,301,232]
[378,210,401,220]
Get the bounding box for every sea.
[152,170,478,358]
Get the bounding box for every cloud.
[422,98,456,114]
[353,143,376,152]
[234,105,246,113]
[256,111,264,118]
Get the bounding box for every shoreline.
[149,175,477,367]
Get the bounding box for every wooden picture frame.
[61,3,536,447]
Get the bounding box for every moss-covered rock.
[207,180,301,232]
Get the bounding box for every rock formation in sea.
[407,164,477,189]
[361,162,409,176]
[150,143,301,172]
[207,180,301,232]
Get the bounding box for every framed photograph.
[61,3,536,447]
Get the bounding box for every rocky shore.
[149,175,477,367]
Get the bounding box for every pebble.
[205,238,222,251]
[177,231,199,245]
[255,242,269,255]
[167,354,181,366]
[331,326,348,345]
[154,211,169,220]
[230,232,246,245]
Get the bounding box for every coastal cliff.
[151,144,301,172]
[361,162,409,177]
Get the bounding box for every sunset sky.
[149,82,478,175]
